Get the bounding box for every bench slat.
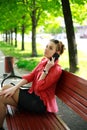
[6,114,19,130]
[39,114,58,129]
[6,105,70,130]
[61,85,87,107]
[17,114,30,129]
[58,89,87,113]
[59,79,87,99]
[58,92,87,121]
[59,71,87,93]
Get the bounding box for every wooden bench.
[5,70,87,130]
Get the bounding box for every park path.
[0,51,5,87]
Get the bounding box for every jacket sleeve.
[35,65,62,92]
[22,71,35,83]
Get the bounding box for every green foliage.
[16,58,40,71]
[44,16,63,34]
[0,0,62,33]
[0,0,87,33]
[71,0,86,5]
[71,3,87,24]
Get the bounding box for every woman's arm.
[15,79,28,89]
[0,79,28,97]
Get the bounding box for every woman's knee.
[0,93,17,107]
[0,84,19,106]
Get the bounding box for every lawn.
[0,40,87,79]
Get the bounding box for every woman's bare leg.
[0,84,20,127]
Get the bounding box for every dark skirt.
[17,88,46,113]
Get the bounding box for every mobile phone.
[50,53,60,62]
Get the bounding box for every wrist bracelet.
[43,69,48,75]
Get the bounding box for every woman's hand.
[45,57,55,71]
[0,85,17,97]
[38,58,55,80]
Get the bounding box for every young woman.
[0,39,64,130]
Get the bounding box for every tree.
[23,0,61,56]
[61,0,78,72]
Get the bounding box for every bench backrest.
[55,70,87,121]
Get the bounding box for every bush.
[16,58,40,71]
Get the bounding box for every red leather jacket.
[22,58,62,113]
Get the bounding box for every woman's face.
[44,41,57,59]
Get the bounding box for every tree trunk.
[8,32,10,44]
[31,0,37,56]
[31,18,37,56]
[11,30,13,45]
[5,31,7,42]
[61,0,78,72]
[21,25,25,50]
[14,28,17,47]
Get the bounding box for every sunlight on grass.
[59,49,69,69]
[76,50,87,79]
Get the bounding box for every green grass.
[0,41,43,71]
[0,41,87,79]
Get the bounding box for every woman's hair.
[50,39,65,55]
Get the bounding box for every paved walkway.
[0,51,5,87]
[0,51,87,130]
